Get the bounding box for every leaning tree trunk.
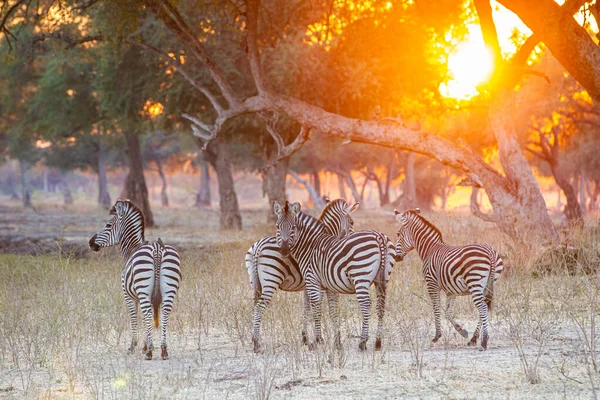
[288,170,326,209]
[484,89,558,242]
[97,141,111,209]
[262,157,290,223]
[123,133,155,227]
[155,160,169,207]
[205,138,242,230]
[19,159,32,208]
[195,158,211,208]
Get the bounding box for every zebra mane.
[409,211,443,242]
[318,198,347,220]
[297,210,327,232]
[119,200,146,242]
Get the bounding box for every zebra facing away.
[89,200,182,360]
[394,209,503,350]
[246,198,356,353]
[274,201,397,351]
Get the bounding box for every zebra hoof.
[358,340,367,351]
[142,343,148,353]
[161,345,168,360]
[459,328,469,339]
[375,338,382,351]
[301,331,308,345]
[127,342,137,354]
[145,350,153,360]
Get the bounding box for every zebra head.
[319,198,358,238]
[273,200,301,258]
[394,208,420,259]
[89,200,146,256]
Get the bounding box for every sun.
[439,27,495,100]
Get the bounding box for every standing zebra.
[89,199,182,360]
[246,198,356,353]
[394,209,503,350]
[274,201,397,351]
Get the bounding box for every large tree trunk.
[123,133,155,227]
[19,159,32,208]
[205,138,242,230]
[97,141,111,209]
[195,158,211,208]
[60,174,74,205]
[311,171,321,198]
[155,160,169,207]
[262,157,290,223]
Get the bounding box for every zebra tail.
[375,233,388,284]
[484,250,496,312]
[250,244,262,304]
[152,240,164,328]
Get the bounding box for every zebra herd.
[88,198,503,360]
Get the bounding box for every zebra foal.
[246,198,355,353]
[89,199,182,360]
[274,201,397,351]
[394,209,503,350]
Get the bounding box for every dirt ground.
[0,203,598,399]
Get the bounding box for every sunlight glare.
[439,27,494,100]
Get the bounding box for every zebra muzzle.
[89,234,100,251]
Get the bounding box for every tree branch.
[258,112,310,171]
[245,0,267,93]
[128,38,224,114]
[32,32,103,49]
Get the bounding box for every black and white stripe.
[246,198,355,353]
[394,208,503,350]
[274,201,397,351]
[89,199,182,360]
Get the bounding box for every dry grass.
[0,207,598,399]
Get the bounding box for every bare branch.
[144,0,240,107]
[32,31,103,49]
[459,177,498,222]
[129,38,224,113]
[258,112,310,171]
[245,0,267,93]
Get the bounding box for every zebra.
[89,199,182,360]
[246,198,356,353]
[273,200,397,351]
[394,208,503,350]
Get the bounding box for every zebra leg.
[355,283,371,351]
[326,290,342,349]
[124,295,138,353]
[374,280,387,351]
[302,290,311,346]
[445,294,468,338]
[307,283,324,349]
[140,300,154,360]
[468,322,481,346]
[427,284,443,344]
[469,285,489,351]
[160,301,174,360]
[252,293,273,353]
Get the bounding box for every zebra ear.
[347,202,359,214]
[290,202,301,216]
[273,201,283,217]
[109,205,117,215]
[394,209,400,215]
[414,208,421,214]
[324,197,331,204]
